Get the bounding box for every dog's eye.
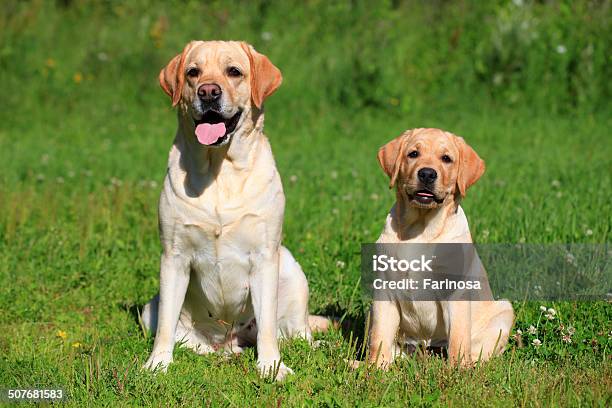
[186,67,200,78]
[226,66,243,77]
[408,150,419,158]
[441,155,453,163]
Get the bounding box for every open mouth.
[410,189,444,205]
[194,110,242,146]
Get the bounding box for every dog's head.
[377,128,485,209]
[159,41,282,147]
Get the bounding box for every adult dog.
[367,128,514,368]
[141,41,326,380]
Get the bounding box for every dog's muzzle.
[193,109,242,146]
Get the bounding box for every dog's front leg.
[447,301,472,367]
[368,301,401,369]
[250,249,292,381]
[143,254,190,372]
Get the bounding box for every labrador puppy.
[141,41,328,380]
[367,128,514,368]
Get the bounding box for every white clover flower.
[556,191,563,198]
[330,171,338,179]
[370,193,379,201]
[540,305,547,312]
[585,229,593,236]
[567,326,576,335]
[545,312,556,320]
[56,177,65,184]
[336,260,346,269]
[528,325,537,335]
[551,179,561,188]
[289,175,298,183]
[561,334,571,344]
[532,338,542,347]
[556,45,567,54]
[261,32,272,41]
[481,229,490,239]
[149,180,158,188]
[513,0,524,6]
[67,170,76,178]
[36,174,45,181]
[332,208,339,215]
[516,329,523,335]
[547,308,556,315]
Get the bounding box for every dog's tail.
[308,315,339,333]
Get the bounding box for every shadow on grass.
[316,302,447,360]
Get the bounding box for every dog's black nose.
[417,167,437,184]
[197,83,222,102]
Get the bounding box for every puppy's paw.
[257,359,294,381]
[142,351,173,373]
[346,359,362,370]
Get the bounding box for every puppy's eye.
[441,155,453,163]
[408,150,419,158]
[186,67,200,78]
[226,66,243,77]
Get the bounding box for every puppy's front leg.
[250,249,292,381]
[143,254,190,372]
[368,301,401,369]
[448,301,472,367]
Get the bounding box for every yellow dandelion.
[73,72,83,84]
[56,330,67,339]
[45,58,56,68]
[72,342,82,348]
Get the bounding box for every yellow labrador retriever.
[367,128,514,368]
[141,41,327,380]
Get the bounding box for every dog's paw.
[346,359,362,370]
[142,351,173,373]
[257,359,294,381]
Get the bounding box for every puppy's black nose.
[417,167,437,184]
[197,83,222,102]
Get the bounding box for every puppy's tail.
[308,315,339,334]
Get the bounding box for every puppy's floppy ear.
[377,132,409,189]
[240,42,283,109]
[454,135,486,197]
[159,42,194,106]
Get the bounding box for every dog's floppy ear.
[377,131,409,189]
[454,135,485,197]
[240,42,283,109]
[159,42,194,107]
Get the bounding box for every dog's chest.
[399,301,449,343]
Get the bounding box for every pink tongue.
[195,122,226,145]
[417,192,433,197]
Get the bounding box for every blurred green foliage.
[0,0,609,121]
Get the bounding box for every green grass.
[0,1,610,406]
